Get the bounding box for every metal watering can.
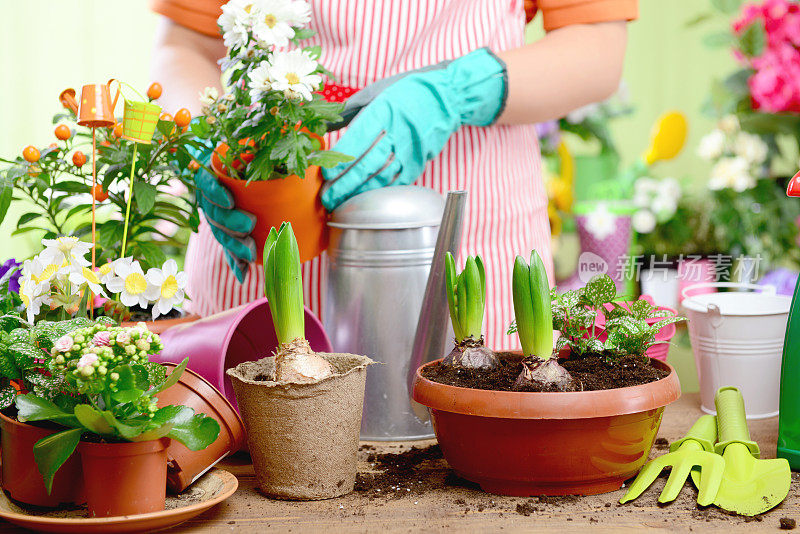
[325,186,465,440]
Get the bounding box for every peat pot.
[325,186,445,440]
[412,358,681,496]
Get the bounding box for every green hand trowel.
[620,414,724,505]
[709,387,791,516]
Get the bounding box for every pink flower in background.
[77,354,98,369]
[92,331,111,347]
[733,0,800,113]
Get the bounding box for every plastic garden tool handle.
[320,47,507,211]
[191,143,257,283]
[671,414,717,453]
[714,386,760,457]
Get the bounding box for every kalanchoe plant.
[15,322,220,493]
[442,252,498,370]
[264,222,332,383]
[0,315,106,410]
[511,250,577,392]
[195,0,352,183]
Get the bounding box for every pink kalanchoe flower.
[116,331,131,345]
[93,331,112,347]
[77,354,98,369]
[54,335,74,353]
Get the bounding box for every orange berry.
[159,112,173,122]
[188,160,200,171]
[22,146,40,163]
[91,184,109,202]
[54,124,71,140]
[113,123,123,138]
[72,151,87,168]
[174,108,192,128]
[48,143,59,151]
[147,82,163,100]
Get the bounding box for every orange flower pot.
[0,412,85,507]
[412,357,681,496]
[79,438,170,518]
[211,140,329,265]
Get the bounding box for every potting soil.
[422,353,668,391]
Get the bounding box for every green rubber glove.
[192,145,257,283]
[321,47,507,211]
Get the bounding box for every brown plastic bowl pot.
[412,358,681,496]
[121,313,200,335]
[80,438,170,518]
[156,363,246,492]
[0,412,84,507]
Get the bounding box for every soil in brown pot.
[422,352,668,392]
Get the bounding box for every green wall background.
[0,0,734,254]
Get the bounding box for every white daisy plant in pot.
[19,236,188,324]
[193,0,351,183]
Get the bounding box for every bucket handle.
[681,281,775,304]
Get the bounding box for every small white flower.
[248,62,273,101]
[697,130,726,161]
[733,131,768,165]
[144,259,187,320]
[659,177,682,201]
[585,204,617,241]
[651,195,678,221]
[199,87,220,107]
[39,236,91,268]
[105,258,150,308]
[97,260,118,284]
[250,0,298,48]
[708,156,755,192]
[77,353,98,369]
[283,0,312,26]
[632,209,657,234]
[67,266,105,298]
[718,115,740,135]
[262,49,322,101]
[19,273,51,323]
[218,0,252,49]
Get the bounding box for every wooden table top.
[1,393,797,533]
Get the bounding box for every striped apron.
[184,0,552,351]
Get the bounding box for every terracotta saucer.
[0,468,237,533]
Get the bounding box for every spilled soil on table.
[422,352,668,392]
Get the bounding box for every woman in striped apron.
[151,0,634,350]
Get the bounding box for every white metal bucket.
[682,282,791,419]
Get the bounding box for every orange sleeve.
[151,0,225,38]
[536,0,638,31]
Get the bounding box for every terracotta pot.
[79,438,170,518]
[156,363,246,492]
[412,358,681,496]
[227,353,372,500]
[0,412,84,507]
[211,141,329,265]
[121,313,200,335]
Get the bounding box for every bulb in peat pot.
[441,253,499,370]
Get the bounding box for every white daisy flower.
[105,258,150,308]
[264,49,322,101]
[283,0,312,27]
[144,259,187,320]
[219,0,253,49]
[39,236,91,268]
[250,0,298,48]
[632,209,657,234]
[97,260,118,284]
[585,203,617,241]
[733,131,768,165]
[697,130,726,161]
[248,62,273,102]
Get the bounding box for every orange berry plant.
[0,84,204,269]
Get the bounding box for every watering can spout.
[407,190,467,419]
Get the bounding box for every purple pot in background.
[154,297,333,411]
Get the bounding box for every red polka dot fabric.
[319,83,360,103]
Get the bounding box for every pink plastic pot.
[587,296,679,362]
[153,297,332,411]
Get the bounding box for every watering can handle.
[714,386,760,457]
[107,79,121,113]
